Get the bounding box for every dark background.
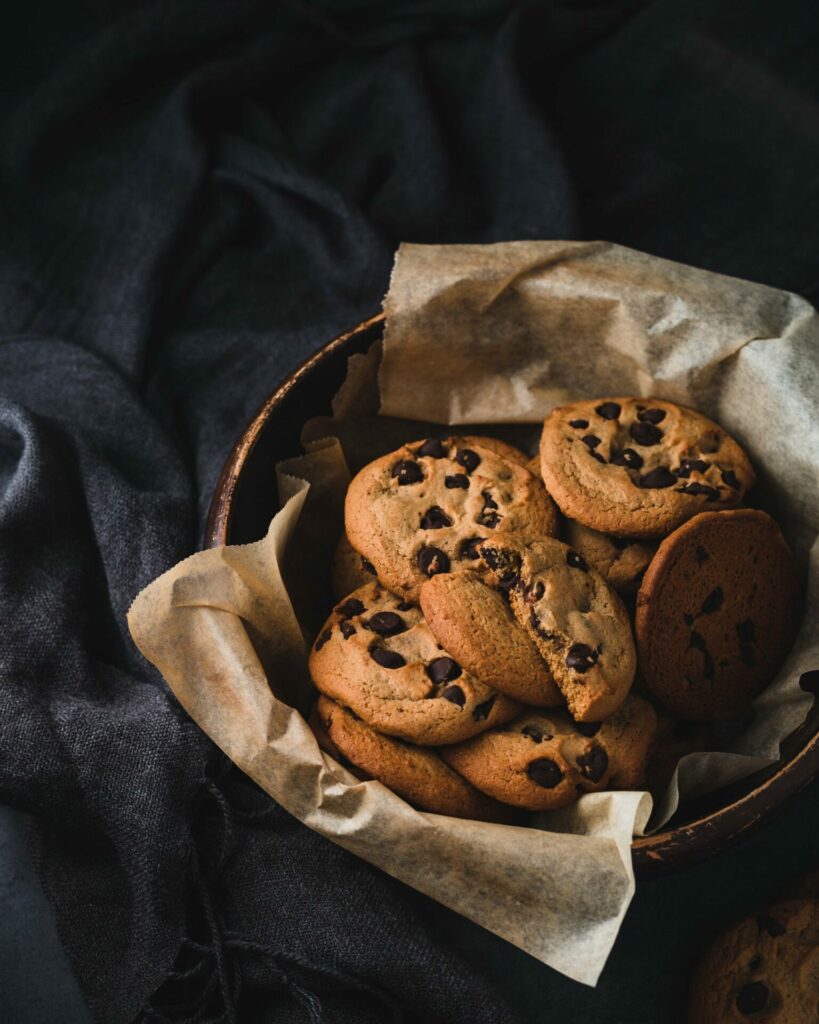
[1,2,818,1022]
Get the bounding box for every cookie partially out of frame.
[477,535,637,721]
[441,693,657,812]
[345,438,558,601]
[309,581,520,745]
[688,898,819,1023]
[540,397,755,538]
[311,696,517,822]
[330,532,379,601]
[636,509,800,720]
[419,571,563,707]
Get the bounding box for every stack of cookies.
[308,400,801,821]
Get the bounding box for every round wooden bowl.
[205,313,819,878]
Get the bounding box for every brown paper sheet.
[129,241,819,987]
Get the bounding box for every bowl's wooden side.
[205,314,819,877]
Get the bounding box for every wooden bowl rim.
[204,312,819,875]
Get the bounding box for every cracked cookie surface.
[540,397,755,538]
[477,535,637,721]
[440,693,656,811]
[420,571,563,707]
[564,519,656,596]
[309,581,520,745]
[345,438,558,601]
[311,696,517,822]
[636,509,800,720]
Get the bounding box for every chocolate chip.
[455,448,481,473]
[722,468,741,490]
[361,558,377,575]
[442,684,466,706]
[676,458,709,477]
[735,981,768,1014]
[595,402,621,420]
[416,438,446,458]
[737,619,756,644]
[581,434,602,449]
[397,602,414,611]
[391,460,423,485]
[370,647,406,669]
[336,598,365,618]
[366,611,406,636]
[314,629,331,651]
[629,421,663,446]
[527,758,564,788]
[684,613,694,626]
[611,448,644,470]
[700,587,724,614]
[748,955,761,973]
[689,632,706,651]
[566,643,599,673]
[340,621,357,639]
[740,645,756,667]
[481,490,499,510]
[525,580,545,603]
[530,607,557,642]
[420,506,452,530]
[589,450,606,464]
[637,407,666,424]
[426,657,462,684]
[522,724,544,742]
[417,546,450,577]
[577,746,608,783]
[695,546,709,565]
[757,914,785,937]
[459,537,482,560]
[497,571,519,591]
[638,467,677,489]
[569,418,589,429]
[575,721,601,737]
[566,550,588,571]
[472,697,496,721]
[800,670,819,695]
[677,482,719,500]
[478,510,502,529]
[445,474,470,489]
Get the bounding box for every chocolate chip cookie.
[345,438,559,601]
[477,535,637,721]
[540,398,755,538]
[311,696,517,822]
[309,581,520,745]
[330,532,379,601]
[441,693,657,811]
[636,509,801,720]
[419,571,563,707]
[564,519,655,597]
[689,898,819,1023]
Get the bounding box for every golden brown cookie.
[311,697,517,822]
[564,519,655,597]
[309,581,520,745]
[419,571,563,707]
[345,438,558,601]
[689,898,819,1023]
[330,532,379,601]
[540,397,755,538]
[477,535,636,721]
[441,693,656,811]
[453,435,530,468]
[636,509,801,720]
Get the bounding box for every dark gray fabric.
[1,1,818,1021]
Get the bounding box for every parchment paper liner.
[129,241,819,986]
